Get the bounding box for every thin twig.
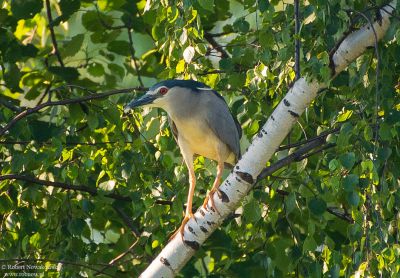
[94,238,139,276]
[113,206,140,237]
[127,28,144,87]
[0,98,21,112]
[45,0,64,67]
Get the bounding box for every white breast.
[173,117,232,162]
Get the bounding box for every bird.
[124,79,242,240]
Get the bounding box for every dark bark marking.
[200,226,208,233]
[271,115,275,121]
[283,99,291,106]
[218,189,230,203]
[188,226,196,235]
[160,257,171,266]
[288,110,300,118]
[184,240,200,250]
[200,209,205,216]
[236,171,254,184]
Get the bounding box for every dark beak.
[123,94,157,114]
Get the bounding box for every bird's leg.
[202,162,224,214]
[169,157,197,241]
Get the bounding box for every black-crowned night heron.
[124,79,241,239]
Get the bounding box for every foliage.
[0,0,400,277]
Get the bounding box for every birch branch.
[140,2,397,277]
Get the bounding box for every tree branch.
[257,138,335,182]
[127,28,144,87]
[94,238,139,276]
[45,0,64,67]
[0,86,146,137]
[204,32,229,59]
[113,205,140,237]
[0,174,131,202]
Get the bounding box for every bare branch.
[113,206,140,237]
[45,0,64,67]
[257,138,335,182]
[127,28,145,87]
[204,32,229,59]
[94,238,139,276]
[278,127,340,151]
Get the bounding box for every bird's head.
[123,79,211,114]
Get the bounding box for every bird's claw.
[202,189,221,215]
[169,213,197,241]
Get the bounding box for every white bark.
[140,2,397,277]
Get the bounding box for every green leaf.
[244,199,262,223]
[308,198,327,216]
[0,193,13,213]
[107,40,131,56]
[303,236,317,253]
[379,122,392,141]
[233,18,250,33]
[343,174,359,192]
[337,110,353,122]
[29,121,62,142]
[259,30,274,47]
[105,229,120,243]
[198,0,215,11]
[108,63,125,79]
[339,152,355,170]
[11,0,42,20]
[49,66,79,82]
[29,232,42,248]
[176,59,185,73]
[88,62,105,77]
[82,11,112,32]
[87,113,99,130]
[62,34,84,57]
[347,191,360,206]
[285,192,296,215]
[219,58,234,72]
[68,218,87,236]
[329,159,340,171]
[4,63,21,91]
[53,0,81,25]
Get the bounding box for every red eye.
[159,87,168,95]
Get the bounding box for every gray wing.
[204,92,241,160]
[167,116,178,142]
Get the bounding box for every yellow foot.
[169,213,196,241]
[202,189,220,215]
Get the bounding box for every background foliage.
[0,0,400,277]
